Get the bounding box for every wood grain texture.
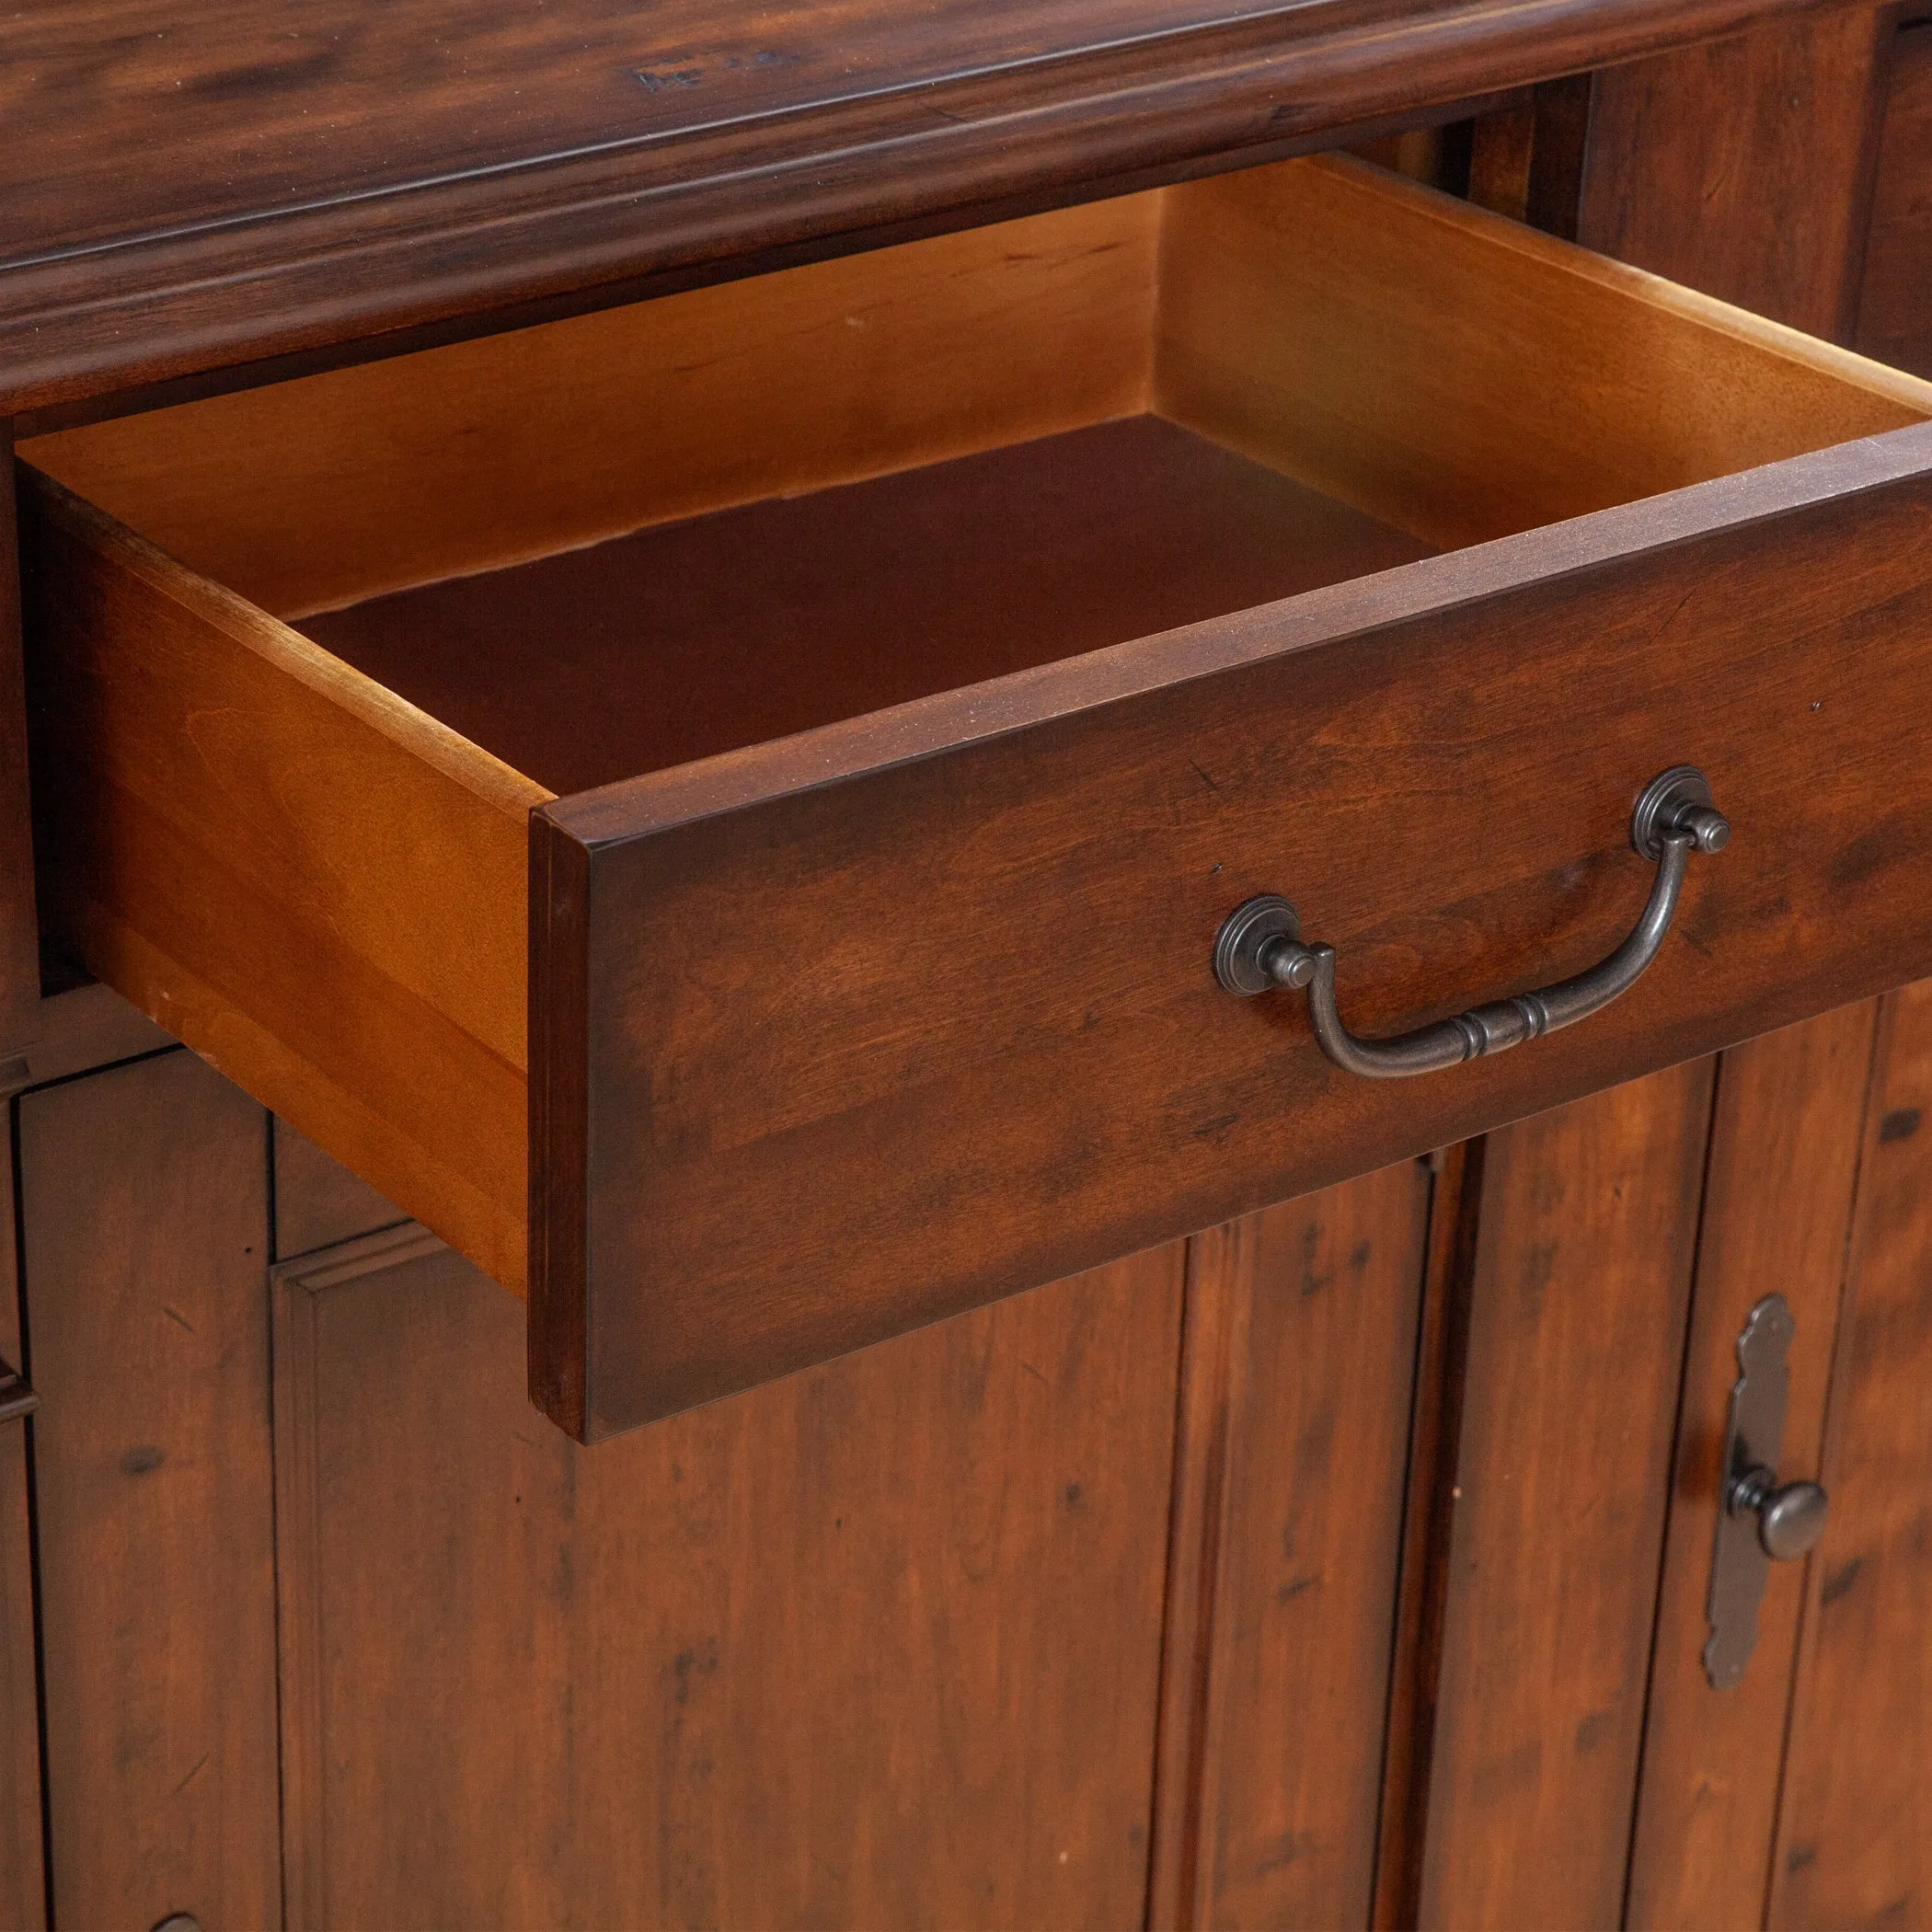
[1370,1139,1484,1932]
[1771,978,1932,1928]
[300,420,1430,797]
[0,428,40,1049]
[273,1223,1181,1928]
[1156,156,1928,551]
[20,1049,281,1930]
[0,0,1862,421]
[1856,23,1932,376]
[1415,1061,1714,1927]
[37,149,1927,627]
[31,154,1932,1427]
[1626,1000,1881,1930]
[23,194,1159,619]
[1577,6,1894,341]
[1146,1167,1432,1929]
[535,426,1932,1434]
[0,1120,46,1932]
[17,469,546,1292]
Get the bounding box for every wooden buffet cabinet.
[6,1,1932,1925]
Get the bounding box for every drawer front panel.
[534,428,1932,1437]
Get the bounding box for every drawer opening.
[26,155,1926,799]
[19,152,1932,1370]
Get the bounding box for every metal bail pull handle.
[1213,765,1729,1080]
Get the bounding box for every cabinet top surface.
[0,0,1844,420]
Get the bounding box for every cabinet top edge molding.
[0,0,1859,425]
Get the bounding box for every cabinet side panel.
[1417,1061,1713,1926]
[22,1051,281,1930]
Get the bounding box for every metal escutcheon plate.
[1213,895,1300,996]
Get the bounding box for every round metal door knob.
[1758,1480,1830,1561]
[1731,1466,1830,1561]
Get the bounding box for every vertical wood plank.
[1372,1140,1485,1932]
[1627,1001,1882,1930]
[22,1051,282,1930]
[1147,1218,1252,1932]
[1416,1061,1715,1928]
[1466,77,1593,237]
[0,1108,46,1930]
[274,1227,1183,1928]
[1578,6,1894,340]
[0,427,42,1047]
[1855,24,1932,377]
[1149,1163,1432,1930]
[1771,979,1932,1926]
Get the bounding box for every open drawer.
[18,155,1932,1438]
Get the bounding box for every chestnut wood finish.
[29,153,1932,1432]
[25,193,1164,622]
[1577,6,1895,341]
[0,0,1869,427]
[1145,1166,1432,1928]
[300,421,1431,798]
[1370,1139,1485,1932]
[1414,1061,1714,1926]
[0,1123,46,1932]
[271,1224,1183,1927]
[1857,23,1932,376]
[0,430,38,1049]
[536,422,1932,1434]
[1772,978,1932,1927]
[1625,1000,1882,1930]
[12,3,1932,1918]
[18,1049,282,1930]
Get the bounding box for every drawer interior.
[20,153,1932,1308]
[28,155,1929,792]
[299,419,1432,796]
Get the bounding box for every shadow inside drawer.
[298,416,1432,797]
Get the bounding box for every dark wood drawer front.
[534,433,1932,1434]
[18,155,1932,1436]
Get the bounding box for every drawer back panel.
[24,157,1930,618]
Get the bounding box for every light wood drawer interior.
[18,155,1932,1416]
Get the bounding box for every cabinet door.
[1152,1008,1890,1929]
[269,1204,1187,1927]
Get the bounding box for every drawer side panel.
[20,468,542,1291]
